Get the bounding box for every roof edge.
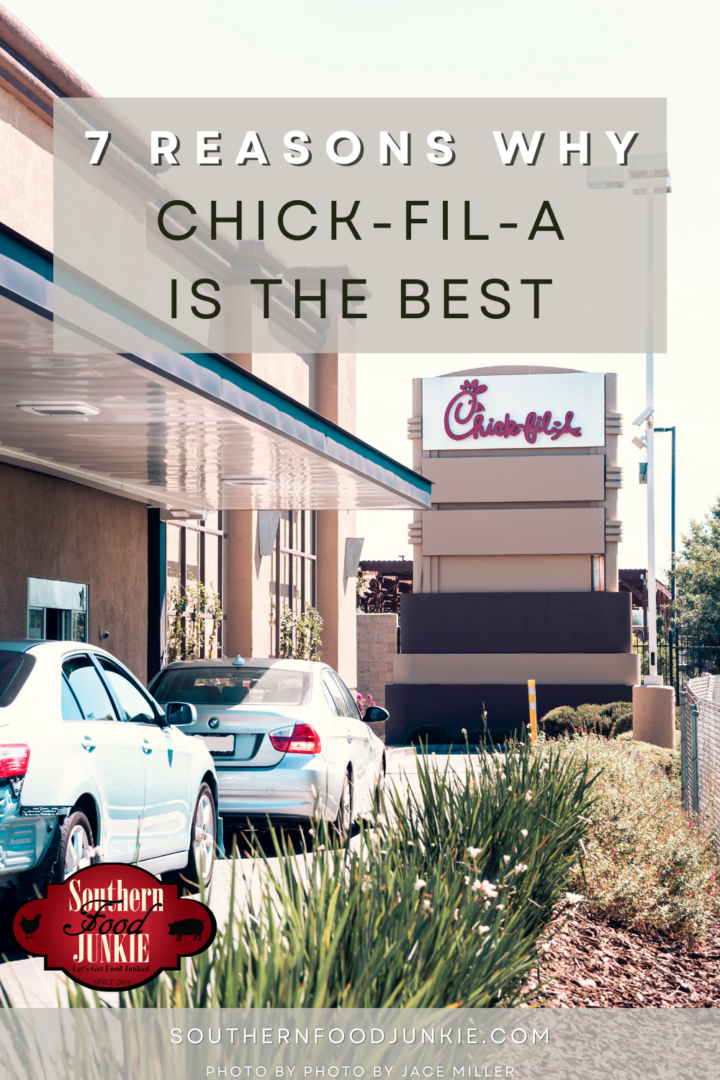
[0,4,97,99]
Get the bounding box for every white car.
[0,640,218,901]
[148,658,388,830]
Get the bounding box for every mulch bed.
[527,908,720,1007]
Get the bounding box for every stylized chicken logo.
[444,380,488,440]
[21,912,41,938]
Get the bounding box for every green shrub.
[541,701,633,738]
[556,734,719,938]
[541,705,578,737]
[66,738,596,1010]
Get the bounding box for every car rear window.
[151,667,311,706]
[0,651,35,707]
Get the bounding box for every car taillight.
[269,724,321,755]
[0,745,30,778]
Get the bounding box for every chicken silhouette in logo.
[167,917,204,941]
[21,912,41,939]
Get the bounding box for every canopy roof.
[0,225,431,514]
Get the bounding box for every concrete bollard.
[632,684,676,749]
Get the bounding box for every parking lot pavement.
[0,748,482,1007]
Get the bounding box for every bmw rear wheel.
[334,768,353,840]
[375,754,387,810]
[183,783,216,890]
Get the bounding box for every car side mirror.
[364,705,389,723]
[165,701,197,726]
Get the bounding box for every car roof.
[157,657,326,671]
[0,640,118,659]
[0,640,41,653]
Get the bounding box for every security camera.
[99,630,110,641]
[632,435,646,450]
[631,404,654,427]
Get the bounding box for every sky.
[8,0,718,577]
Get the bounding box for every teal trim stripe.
[0,227,52,281]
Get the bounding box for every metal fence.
[682,675,720,854]
[634,635,720,696]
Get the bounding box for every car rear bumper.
[0,784,58,884]
[215,756,345,820]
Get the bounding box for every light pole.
[655,425,677,693]
[654,426,676,608]
[587,153,671,683]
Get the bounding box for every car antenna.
[232,655,246,668]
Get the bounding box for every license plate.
[195,734,235,755]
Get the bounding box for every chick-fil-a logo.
[443,378,582,444]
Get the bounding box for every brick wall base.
[356,613,397,709]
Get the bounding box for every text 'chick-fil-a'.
[443,379,582,444]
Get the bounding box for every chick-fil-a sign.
[444,378,582,444]
[421,372,606,451]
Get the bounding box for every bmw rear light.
[0,745,30,778]
[269,724,321,755]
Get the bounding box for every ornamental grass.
[556,734,720,939]
[66,738,596,1009]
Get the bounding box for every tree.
[674,496,720,644]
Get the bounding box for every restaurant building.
[0,6,430,689]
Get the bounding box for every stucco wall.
[357,612,397,709]
[0,84,52,250]
[436,554,591,592]
[0,463,148,679]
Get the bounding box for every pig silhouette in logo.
[168,917,205,941]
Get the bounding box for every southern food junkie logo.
[444,378,582,444]
[12,863,216,990]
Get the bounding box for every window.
[152,666,311,707]
[97,658,156,723]
[322,679,340,714]
[61,676,83,720]
[323,672,348,717]
[331,672,362,720]
[167,514,223,661]
[28,609,43,640]
[27,578,87,643]
[270,511,317,656]
[0,651,35,707]
[62,656,115,721]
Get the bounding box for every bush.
[615,733,681,782]
[541,701,633,738]
[68,738,596,1010]
[556,734,719,938]
[541,705,578,737]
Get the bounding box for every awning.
[0,225,431,514]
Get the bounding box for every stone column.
[223,510,275,660]
[409,377,424,595]
[604,371,622,593]
[315,353,358,688]
[222,353,266,659]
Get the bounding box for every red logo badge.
[12,863,216,990]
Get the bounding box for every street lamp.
[654,426,676,613]
[632,423,678,689]
[587,153,671,684]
